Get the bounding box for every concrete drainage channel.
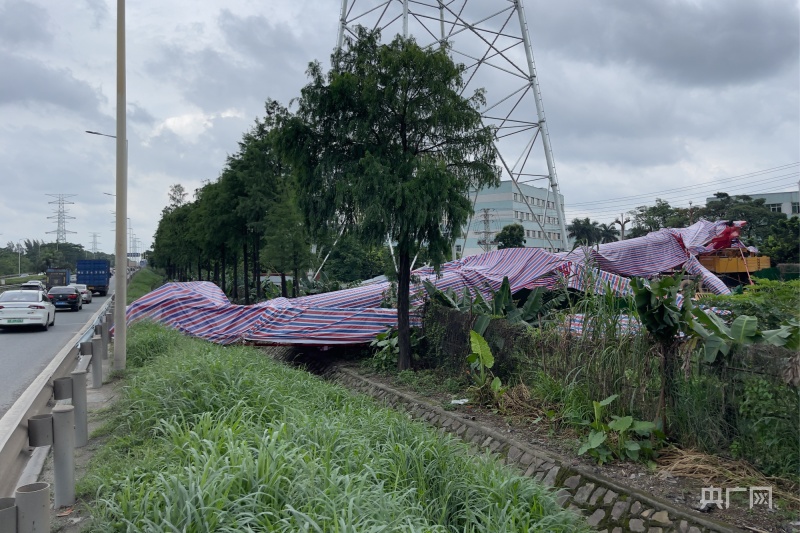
[324,366,742,533]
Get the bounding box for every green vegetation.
[81,321,587,532]
[578,394,661,466]
[414,275,799,483]
[126,268,166,304]
[0,240,115,278]
[278,28,499,370]
[494,223,526,249]
[701,278,800,329]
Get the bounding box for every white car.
[69,283,93,303]
[0,290,55,331]
[20,280,47,291]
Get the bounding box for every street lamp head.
[86,130,116,139]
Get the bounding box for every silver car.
[0,290,56,331]
[69,283,93,303]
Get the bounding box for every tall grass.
[126,268,165,304]
[82,322,588,532]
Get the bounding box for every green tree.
[629,198,676,235]
[759,215,800,265]
[323,235,387,283]
[567,217,599,246]
[597,223,620,243]
[277,28,499,369]
[262,189,311,297]
[494,223,526,249]
[700,193,785,246]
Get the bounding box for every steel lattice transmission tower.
[474,208,497,253]
[89,232,101,255]
[46,194,77,244]
[336,0,568,251]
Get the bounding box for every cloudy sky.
[0,0,797,255]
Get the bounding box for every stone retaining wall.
[329,367,743,533]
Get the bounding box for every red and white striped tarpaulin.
[125,220,733,346]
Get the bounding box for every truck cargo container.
[76,259,111,296]
[45,269,71,290]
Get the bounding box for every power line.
[565,174,799,220]
[568,163,798,208]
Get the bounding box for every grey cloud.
[145,9,331,111]
[84,0,109,28]
[128,102,155,125]
[0,1,52,48]
[530,0,799,87]
[0,50,106,116]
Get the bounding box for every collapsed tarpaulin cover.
[125,219,732,345]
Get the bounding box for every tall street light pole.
[87,130,127,370]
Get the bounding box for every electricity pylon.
[46,194,77,245]
[335,0,568,251]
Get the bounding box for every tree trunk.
[213,260,219,285]
[243,239,250,305]
[253,232,260,300]
[280,272,287,298]
[197,259,202,281]
[220,245,226,293]
[292,265,299,298]
[397,250,412,370]
[232,251,238,300]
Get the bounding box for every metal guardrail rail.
[0,297,114,498]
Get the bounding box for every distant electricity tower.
[46,194,77,245]
[474,208,498,253]
[89,232,101,255]
[335,0,568,251]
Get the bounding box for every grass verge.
[80,321,587,532]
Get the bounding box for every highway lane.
[0,292,112,418]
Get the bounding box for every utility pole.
[613,213,631,241]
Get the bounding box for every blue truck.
[76,259,111,296]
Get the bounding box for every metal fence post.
[71,370,88,447]
[52,405,75,509]
[90,335,103,388]
[0,497,15,533]
[15,483,49,533]
[98,320,109,360]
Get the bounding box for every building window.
[766,203,782,213]
[792,202,799,214]
[513,193,519,202]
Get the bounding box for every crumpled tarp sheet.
[125,219,733,345]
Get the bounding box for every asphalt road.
[0,292,112,418]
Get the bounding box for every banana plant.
[466,330,504,403]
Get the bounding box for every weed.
[578,394,663,466]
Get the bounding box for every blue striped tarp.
[124,219,734,345]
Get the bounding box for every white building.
[459,181,567,258]
[705,191,799,217]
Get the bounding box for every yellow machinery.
[698,248,771,285]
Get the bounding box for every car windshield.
[49,287,75,294]
[0,292,38,302]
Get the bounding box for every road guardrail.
[0,296,114,500]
